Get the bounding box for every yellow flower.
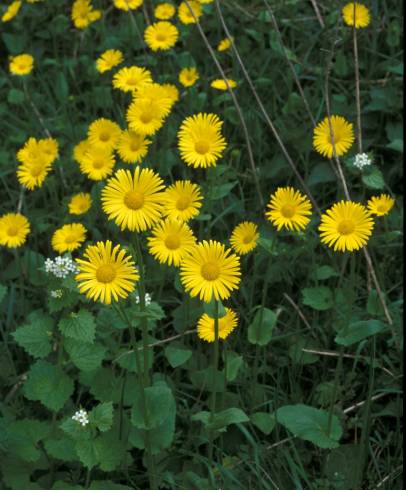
[112,66,153,93]
[76,240,139,304]
[101,168,165,232]
[68,193,92,215]
[9,54,34,76]
[113,0,143,10]
[126,99,167,136]
[162,180,203,222]
[319,201,374,252]
[148,218,196,266]
[79,148,116,181]
[117,130,151,164]
[178,1,202,24]
[51,223,87,254]
[73,139,93,165]
[180,240,241,303]
[1,1,21,22]
[154,3,176,20]
[266,187,312,232]
[211,79,237,90]
[230,222,259,255]
[17,160,52,190]
[71,0,101,29]
[178,113,227,168]
[88,118,122,151]
[197,308,238,342]
[136,82,176,110]
[313,115,355,158]
[217,37,233,52]
[342,2,371,28]
[144,21,179,51]
[0,213,30,248]
[96,49,124,73]
[179,67,199,87]
[162,83,179,105]
[16,137,54,190]
[38,138,59,164]
[367,194,395,217]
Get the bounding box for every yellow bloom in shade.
[71,0,101,29]
[73,139,93,165]
[126,99,167,136]
[9,54,34,76]
[79,148,116,181]
[148,218,196,266]
[230,221,259,255]
[197,308,238,342]
[266,187,312,232]
[136,83,176,111]
[0,213,30,248]
[101,168,165,232]
[179,67,199,87]
[68,193,92,215]
[96,49,124,73]
[178,1,202,24]
[38,138,59,163]
[88,118,121,151]
[155,3,176,20]
[178,113,227,168]
[113,0,143,10]
[162,83,179,105]
[75,241,139,304]
[51,223,87,254]
[112,66,153,93]
[1,1,21,22]
[217,37,233,52]
[319,201,374,252]
[17,160,51,190]
[211,79,237,90]
[144,21,179,51]
[367,194,395,217]
[313,115,355,158]
[16,137,55,190]
[180,240,241,303]
[117,130,151,164]
[342,2,370,28]
[162,180,203,222]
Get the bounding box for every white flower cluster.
[135,292,152,306]
[50,289,63,299]
[45,256,79,279]
[354,153,372,170]
[72,409,89,427]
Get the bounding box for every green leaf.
[89,402,113,432]
[75,439,99,469]
[251,412,276,435]
[276,404,343,449]
[311,265,339,281]
[7,419,51,462]
[44,437,77,462]
[0,283,7,304]
[131,381,174,430]
[8,88,25,105]
[224,351,243,382]
[164,343,192,368]
[48,288,79,313]
[248,307,277,346]
[302,287,334,311]
[89,482,134,490]
[362,167,385,190]
[58,309,96,344]
[308,162,337,186]
[94,433,125,472]
[207,408,249,431]
[12,316,53,359]
[64,338,106,372]
[335,320,386,346]
[326,444,362,489]
[189,366,226,393]
[24,360,74,412]
[209,182,238,200]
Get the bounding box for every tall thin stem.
[208,300,220,464]
[353,5,363,153]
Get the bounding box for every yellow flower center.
[7,226,19,237]
[30,166,43,177]
[195,140,210,155]
[64,234,76,244]
[92,158,105,169]
[243,234,254,244]
[96,264,117,283]
[281,204,296,218]
[127,77,138,86]
[176,195,191,211]
[164,234,181,250]
[156,32,167,42]
[338,219,355,235]
[201,261,220,281]
[377,204,387,213]
[99,131,110,142]
[140,112,153,124]
[124,191,144,210]
[130,141,141,151]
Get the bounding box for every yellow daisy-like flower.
[180,240,241,303]
[313,115,355,159]
[73,139,93,165]
[51,223,87,254]
[178,113,227,168]
[96,49,124,73]
[76,241,139,304]
[38,138,59,164]
[112,66,153,93]
[197,308,238,343]
[113,0,143,10]
[178,0,202,24]
[266,187,312,232]
[88,118,122,151]
[162,180,203,222]
[126,99,167,136]
[342,2,371,28]
[162,83,180,105]
[9,54,34,76]
[117,130,151,164]
[0,213,30,248]
[217,37,233,52]
[155,3,176,20]
[144,21,179,51]
[148,218,196,267]
[101,168,165,232]
[367,194,395,217]
[1,0,21,22]
[17,160,51,190]
[79,148,116,181]
[230,221,259,255]
[211,79,237,91]
[135,83,176,111]
[319,201,374,252]
[17,137,51,166]
[71,0,101,29]
[179,67,199,88]
[68,193,92,215]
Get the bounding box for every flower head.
[126,99,168,136]
[144,21,179,51]
[179,67,199,87]
[68,193,92,215]
[76,241,139,304]
[0,213,30,248]
[353,152,372,170]
[51,223,87,254]
[319,201,374,252]
[96,49,124,73]
[79,147,116,181]
[230,222,259,255]
[88,118,121,151]
[16,137,56,190]
[211,79,237,90]
[113,0,143,10]
[71,0,101,29]
[342,2,370,28]
[112,66,153,93]
[2,1,22,22]
[72,409,89,427]
[155,3,176,20]
[313,115,355,158]
[45,256,79,278]
[178,1,202,24]
[217,37,233,52]
[117,130,151,164]
[9,54,34,75]
[266,187,312,231]
[73,139,93,165]
[197,308,238,342]
[162,180,203,222]
[367,194,395,217]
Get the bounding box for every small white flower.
[44,255,79,279]
[354,153,372,170]
[134,292,152,306]
[50,289,63,299]
[72,408,89,427]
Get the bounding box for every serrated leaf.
[44,437,77,462]
[362,168,385,190]
[58,309,96,344]
[248,307,277,346]
[302,287,334,311]
[89,402,113,432]
[75,439,99,469]
[12,317,53,359]
[7,419,51,462]
[64,338,105,372]
[335,320,386,346]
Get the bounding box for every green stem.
[327,345,344,436]
[208,300,220,465]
